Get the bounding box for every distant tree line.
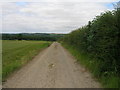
[61,2,120,78]
[2,33,65,41]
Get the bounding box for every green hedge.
[61,4,120,88]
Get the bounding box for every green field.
[2,40,51,80]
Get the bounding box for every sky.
[0,0,119,33]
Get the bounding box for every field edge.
[2,40,52,81]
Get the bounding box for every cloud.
[1,0,118,33]
[0,0,119,2]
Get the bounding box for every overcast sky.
[0,0,119,33]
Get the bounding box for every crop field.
[2,40,51,80]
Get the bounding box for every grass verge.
[2,40,52,80]
[62,42,119,88]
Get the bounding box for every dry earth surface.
[3,42,101,88]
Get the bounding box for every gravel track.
[3,42,101,88]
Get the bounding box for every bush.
[61,3,120,88]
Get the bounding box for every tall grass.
[62,43,120,88]
[2,40,51,80]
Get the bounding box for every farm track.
[3,42,101,88]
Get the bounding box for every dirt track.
[3,42,101,88]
